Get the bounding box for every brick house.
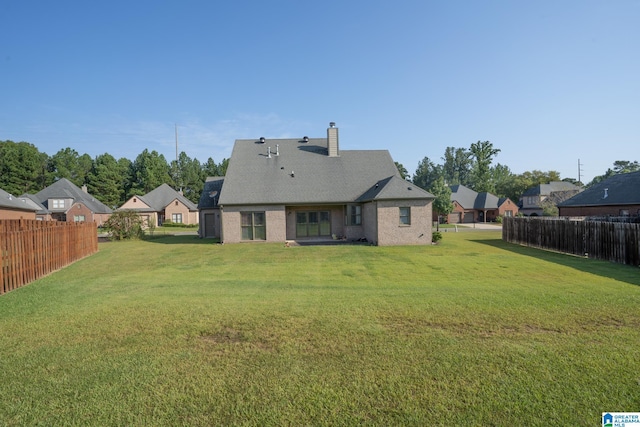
[558,171,640,217]
[119,183,199,227]
[26,178,112,225]
[519,181,582,216]
[446,184,518,223]
[0,187,38,220]
[215,123,435,245]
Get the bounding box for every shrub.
[104,210,145,240]
[432,231,443,243]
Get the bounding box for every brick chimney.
[327,122,339,157]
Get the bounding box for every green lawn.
[1,231,639,426]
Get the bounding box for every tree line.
[394,141,639,219]
[3,138,637,214]
[0,140,228,208]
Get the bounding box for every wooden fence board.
[503,217,640,267]
[0,219,98,295]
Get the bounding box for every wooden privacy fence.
[1,219,98,295]
[503,217,640,267]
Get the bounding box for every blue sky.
[2,1,639,184]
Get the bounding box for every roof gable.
[357,176,434,202]
[34,178,112,214]
[136,184,198,211]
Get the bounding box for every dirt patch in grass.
[198,327,275,353]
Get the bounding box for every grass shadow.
[472,238,640,287]
[142,234,218,245]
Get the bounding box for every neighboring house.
[216,123,435,245]
[0,187,38,220]
[198,177,224,238]
[119,183,199,227]
[447,184,518,223]
[558,171,640,217]
[27,178,112,225]
[17,194,51,220]
[519,181,582,216]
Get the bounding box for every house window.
[296,211,331,237]
[399,207,411,225]
[241,212,266,240]
[504,210,513,217]
[172,213,183,223]
[52,199,64,209]
[73,215,85,222]
[345,205,362,226]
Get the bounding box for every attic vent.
[408,187,412,190]
[259,137,266,143]
[303,136,309,142]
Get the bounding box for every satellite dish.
[209,191,218,198]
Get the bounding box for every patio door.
[296,211,331,237]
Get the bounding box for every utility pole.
[578,159,584,184]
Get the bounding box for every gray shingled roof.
[218,138,427,206]
[450,184,506,209]
[522,181,581,197]
[198,177,224,209]
[449,184,479,209]
[133,183,198,211]
[33,178,112,214]
[0,188,39,212]
[357,176,433,202]
[558,171,640,207]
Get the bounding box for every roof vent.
[603,188,609,199]
[303,136,309,142]
[275,144,279,156]
[259,137,266,143]
[329,122,336,128]
[267,147,272,158]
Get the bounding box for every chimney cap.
[329,122,336,128]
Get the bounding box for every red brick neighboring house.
[26,178,112,225]
[0,187,38,220]
[446,184,518,223]
[558,171,640,217]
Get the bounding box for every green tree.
[202,157,220,177]
[49,148,92,186]
[412,156,442,190]
[104,210,145,240]
[129,149,173,195]
[117,157,134,202]
[87,153,123,208]
[612,160,639,174]
[442,146,472,186]
[217,158,230,176]
[469,141,500,193]
[395,162,409,180]
[428,176,453,227]
[491,163,514,199]
[171,151,205,204]
[0,140,50,195]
